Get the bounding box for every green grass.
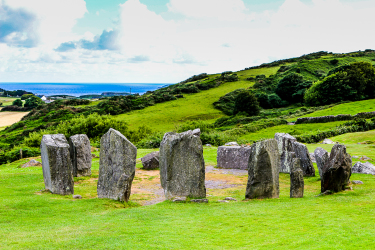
[239,121,347,142]
[289,99,375,121]
[0,97,18,106]
[116,66,280,132]
[1,147,375,249]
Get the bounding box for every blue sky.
[0,0,374,83]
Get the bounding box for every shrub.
[21,94,34,100]
[24,96,43,109]
[275,73,305,102]
[12,99,23,107]
[233,91,260,116]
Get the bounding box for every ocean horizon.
[0,82,172,97]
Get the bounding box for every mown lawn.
[116,67,280,132]
[1,139,375,249]
[0,97,18,106]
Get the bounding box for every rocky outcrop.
[246,139,279,199]
[275,133,297,173]
[352,162,375,175]
[141,151,159,170]
[314,147,329,179]
[290,158,304,198]
[21,159,42,168]
[97,128,137,202]
[321,144,352,193]
[69,134,92,177]
[159,129,206,199]
[322,139,334,144]
[293,142,315,177]
[217,146,251,170]
[40,134,74,195]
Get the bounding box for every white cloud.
[1,0,375,83]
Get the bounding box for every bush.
[12,99,23,107]
[21,94,34,100]
[233,91,260,116]
[0,146,40,165]
[24,96,43,109]
[276,73,307,103]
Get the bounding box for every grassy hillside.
[117,66,280,131]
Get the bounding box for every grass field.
[0,97,17,106]
[1,137,375,249]
[116,66,280,132]
[290,99,375,121]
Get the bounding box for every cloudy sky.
[0,0,374,83]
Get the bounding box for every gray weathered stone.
[224,197,237,201]
[293,142,315,176]
[352,180,363,185]
[217,146,251,170]
[73,194,82,199]
[141,151,159,170]
[97,128,137,202]
[322,138,335,144]
[321,144,352,193]
[225,142,239,146]
[314,147,329,179]
[159,129,206,200]
[190,199,208,203]
[309,153,316,163]
[21,159,42,168]
[352,162,375,175]
[246,139,280,199]
[172,197,186,202]
[290,158,304,198]
[40,134,74,195]
[69,134,92,177]
[360,156,371,161]
[275,133,297,173]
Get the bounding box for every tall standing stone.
[97,128,137,202]
[246,139,279,199]
[159,129,206,199]
[293,142,315,177]
[275,133,297,173]
[321,144,352,193]
[69,134,92,177]
[40,134,74,195]
[290,158,304,198]
[217,146,251,170]
[314,147,329,179]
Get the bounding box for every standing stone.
[246,139,279,199]
[293,142,315,177]
[314,147,329,179]
[159,129,206,199]
[217,146,251,170]
[69,134,92,177]
[40,134,74,195]
[275,133,297,173]
[97,128,137,202]
[290,158,304,198]
[141,151,159,170]
[321,144,352,193]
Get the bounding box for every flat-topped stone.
[69,134,92,177]
[97,128,137,202]
[246,139,279,199]
[160,129,206,200]
[40,134,74,195]
[352,162,375,175]
[217,146,251,170]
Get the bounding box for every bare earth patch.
[0,111,29,127]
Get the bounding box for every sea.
[0,82,171,97]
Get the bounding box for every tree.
[21,94,34,100]
[275,73,305,102]
[233,90,260,116]
[12,99,23,107]
[24,96,43,109]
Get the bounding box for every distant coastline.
[0,82,171,97]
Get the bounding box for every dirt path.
[131,166,247,206]
[0,111,29,127]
